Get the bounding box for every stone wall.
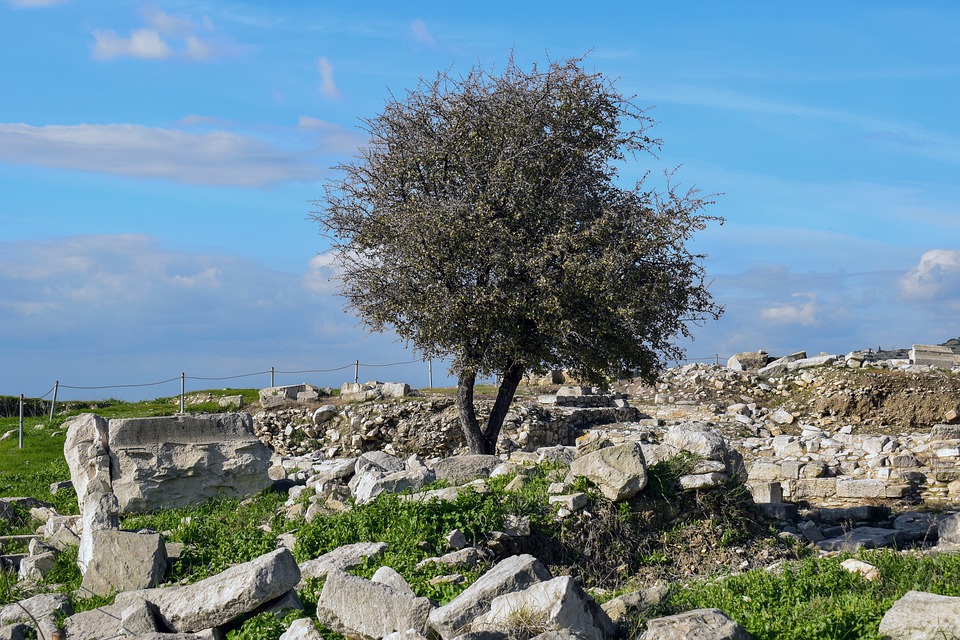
[740,424,960,506]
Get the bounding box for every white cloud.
[410,18,438,48]
[91,8,228,61]
[317,57,342,100]
[92,28,172,61]
[760,293,821,326]
[303,252,342,294]
[0,122,323,186]
[899,249,960,302]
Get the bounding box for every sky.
[2,1,959,401]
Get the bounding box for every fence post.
[49,380,59,421]
[716,354,720,365]
[428,359,433,389]
[270,366,275,388]
[18,394,24,450]
[180,372,185,414]
[354,360,359,385]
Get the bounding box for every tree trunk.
[455,363,525,455]
[482,362,525,446]
[456,371,492,454]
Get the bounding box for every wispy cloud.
[645,84,960,166]
[317,57,342,99]
[91,6,230,61]
[410,18,438,48]
[0,120,366,186]
[7,0,66,7]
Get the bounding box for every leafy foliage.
[315,54,722,452]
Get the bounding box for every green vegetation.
[1,393,958,639]
[663,550,960,640]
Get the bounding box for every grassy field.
[1,393,959,639]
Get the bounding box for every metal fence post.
[18,394,24,449]
[49,380,59,421]
[270,366,275,388]
[180,372,185,413]
[354,360,359,385]
[428,359,433,389]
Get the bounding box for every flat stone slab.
[817,526,900,552]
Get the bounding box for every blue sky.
[2,1,959,401]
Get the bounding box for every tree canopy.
[314,55,722,454]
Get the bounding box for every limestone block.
[381,383,412,398]
[482,576,614,640]
[78,490,121,573]
[63,413,111,506]
[312,405,338,425]
[817,527,899,552]
[432,455,500,485]
[0,593,71,640]
[749,482,783,504]
[548,494,588,511]
[317,570,434,639]
[115,547,300,633]
[661,424,727,461]
[836,478,886,499]
[569,442,647,502]
[938,513,960,545]
[372,566,416,597]
[429,554,552,639]
[747,462,782,482]
[794,478,836,499]
[18,552,55,582]
[352,467,435,505]
[680,472,727,490]
[879,591,960,640]
[62,603,126,640]
[841,559,880,582]
[108,413,272,513]
[640,608,749,640]
[355,451,405,475]
[280,618,324,640]
[894,512,941,543]
[298,542,388,584]
[417,547,481,570]
[80,530,167,597]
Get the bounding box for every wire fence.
[5,354,729,448]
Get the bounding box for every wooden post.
[180,372,185,413]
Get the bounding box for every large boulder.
[114,547,300,633]
[569,443,647,502]
[108,413,272,513]
[317,569,434,639]
[878,590,960,640]
[429,554,552,639]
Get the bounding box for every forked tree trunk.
[456,363,525,455]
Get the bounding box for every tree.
[313,55,722,454]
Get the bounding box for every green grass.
[664,550,960,640]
